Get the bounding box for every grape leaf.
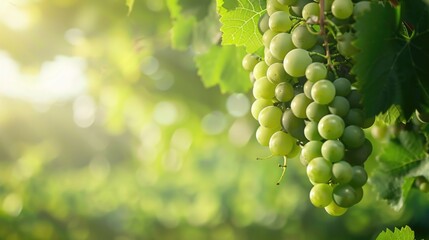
[195,45,251,93]
[352,2,429,119]
[126,0,134,15]
[377,105,403,125]
[171,16,196,51]
[371,130,429,210]
[219,0,266,53]
[376,226,415,240]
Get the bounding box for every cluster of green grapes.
[242,0,374,216]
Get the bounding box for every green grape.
[242,53,260,72]
[284,49,312,77]
[290,0,312,17]
[263,30,277,47]
[267,0,289,16]
[269,131,295,156]
[321,140,345,162]
[337,32,358,58]
[258,106,283,129]
[302,2,320,20]
[362,116,375,129]
[309,183,333,208]
[253,61,269,80]
[291,25,318,50]
[253,77,276,100]
[324,0,334,12]
[251,99,272,120]
[332,161,353,184]
[333,184,356,208]
[331,0,354,19]
[269,11,292,32]
[325,201,347,216]
[281,109,307,142]
[256,126,277,146]
[258,13,270,34]
[328,96,350,117]
[333,78,351,97]
[264,48,282,65]
[347,90,362,108]
[311,80,336,105]
[318,114,345,140]
[304,121,323,141]
[303,81,314,100]
[309,44,326,63]
[341,125,365,149]
[267,62,290,84]
[306,157,332,184]
[349,166,368,188]
[288,143,302,158]
[306,102,329,122]
[306,62,327,83]
[291,93,312,119]
[344,108,364,126]
[353,1,371,17]
[345,138,372,165]
[270,32,295,60]
[275,82,294,102]
[300,141,323,166]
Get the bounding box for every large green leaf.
[352,2,429,119]
[376,226,414,240]
[219,0,266,53]
[195,45,251,93]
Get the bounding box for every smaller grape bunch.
[243,0,375,216]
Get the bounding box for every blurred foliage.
[0,0,428,239]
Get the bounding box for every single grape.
[331,0,354,19]
[302,2,320,20]
[306,62,327,83]
[275,82,294,102]
[309,183,333,208]
[309,44,326,63]
[344,108,364,127]
[341,125,365,149]
[333,78,351,97]
[253,77,276,100]
[333,184,356,208]
[300,141,323,166]
[288,142,302,158]
[242,53,260,72]
[270,32,295,60]
[269,131,295,156]
[328,96,350,117]
[311,80,336,105]
[281,109,307,142]
[318,114,345,140]
[269,11,292,32]
[347,90,362,108]
[321,140,345,163]
[264,48,282,65]
[267,0,289,15]
[267,62,290,84]
[290,0,312,17]
[303,81,314,100]
[263,30,277,47]
[291,93,312,119]
[258,106,283,129]
[325,201,347,216]
[332,161,353,184]
[306,157,332,184]
[345,139,372,165]
[284,49,312,77]
[337,32,358,58]
[353,187,364,204]
[291,24,318,50]
[251,99,272,120]
[256,126,277,146]
[306,102,329,122]
[304,121,323,141]
[258,13,270,34]
[253,61,269,80]
[349,165,368,188]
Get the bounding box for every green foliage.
[371,130,429,210]
[352,1,429,119]
[195,45,251,93]
[376,226,415,240]
[219,0,266,53]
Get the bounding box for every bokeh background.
[0,0,429,239]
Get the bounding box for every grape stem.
[276,156,288,185]
[318,0,336,76]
